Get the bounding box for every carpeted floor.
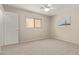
[1,39,79,55]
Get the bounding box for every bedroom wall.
[0,4,4,46]
[50,8,79,44]
[0,4,4,53]
[4,6,51,43]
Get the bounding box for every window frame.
[26,17,42,29]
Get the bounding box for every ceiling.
[3,4,79,16]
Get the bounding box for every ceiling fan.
[40,4,54,12]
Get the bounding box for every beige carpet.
[1,39,79,55]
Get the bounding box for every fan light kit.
[40,4,54,12]
[44,8,50,11]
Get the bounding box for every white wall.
[0,5,4,46]
[50,8,79,44]
[4,6,50,43]
[0,4,4,53]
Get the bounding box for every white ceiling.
[4,4,79,16]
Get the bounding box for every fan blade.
[40,7,44,9]
[48,4,52,7]
[50,7,54,9]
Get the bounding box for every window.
[35,19,41,28]
[26,18,41,28]
[26,18,34,28]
